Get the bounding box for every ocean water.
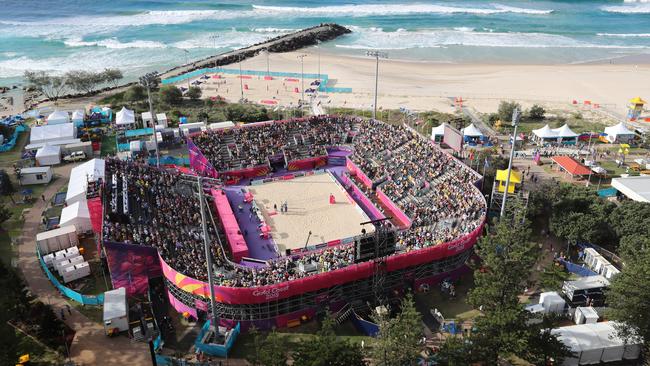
[1,0,650,85]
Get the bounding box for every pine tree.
[370,293,423,366]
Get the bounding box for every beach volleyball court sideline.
[250,171,373,253]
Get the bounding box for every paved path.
[16,163,150,366]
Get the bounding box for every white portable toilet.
[574,307,599,325]
[103,287,129,335]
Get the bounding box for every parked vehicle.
[63,151,86,163]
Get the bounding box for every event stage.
[250,171,374,254]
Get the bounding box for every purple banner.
[346,158,373,189]
[376,187,412,229]
[104,241,161,296]
[338,172,385,221]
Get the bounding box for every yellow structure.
[496,169,522,193]
[628,97,646,119]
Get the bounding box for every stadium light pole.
[197,176,219,326]
[182,49,191,90]
[366,50,387,121]
[265,50,271,77]
[238,54,244,102]
[500,108,520,219]
[585,131,595,187]
[139,72,160,167]
[297,54,307,105]
[209,34,220,68]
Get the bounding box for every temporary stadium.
[100,115,487,330]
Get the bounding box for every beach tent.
[66,158,105,205]
[30,123,76,144]
[47,110,70,125]
[532,124,556,141]
[156,113,168,128]
[430,123,450,142]
[115,107,135,126]
[71,109,85,127]
[59,201,92,233]
[553,124,579,141]
[462,123,483,137]
[35,144,61,165]
[604,122,635,143]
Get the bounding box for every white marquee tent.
[60,201,92,233]
[35,144,61,165]
[30,123,76,145]
[461,123,483,137]
[47,110,70,125]
[116,107,135,126]
[604,122,635,143]
[65,158,105,205]
[532,124,579,142]
[71,110,85,126]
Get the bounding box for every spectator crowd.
[102,116,485,288]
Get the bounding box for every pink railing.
[211,189,249,263]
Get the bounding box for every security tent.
[65,158,105,205]
[35,144,61,165]
[30,123,76,144]
[59,201,92,233]
[115,107,135,126]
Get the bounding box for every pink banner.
[159,219,484,305]
[211,189,249,263]
[338,172,384,221]
[222,165,270,181]
[376,187,412,229]
[168,289,197,319]
[346,158,373,189]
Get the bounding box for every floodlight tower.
[297,54,308,104]
[500,108,520,218]
[366,50,387,120]
[139,72,160,167]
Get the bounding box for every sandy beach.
[193,49,650,118]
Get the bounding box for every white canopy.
[65,158,105,205]
[59,201,92,233]
[462,123,483,137]
[431,123,450,137]
[208,121,235,131]
[35,144,61,165]
[553,124,579,138]
[47,110,70,125]
[71,109,85,122]
[552,322,641,365]
[532,124,556,139]
[604,122,635,143]
[116,107,135,125]
[30,123,76,144]
[532,124,578,140]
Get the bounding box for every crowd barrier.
[375,187,412,229]
[0,124,26,153]
[37,246,104,305]
[158,221,484,305]
[336,171,385,221]
[558,258,598,277]
[194,321,240,357]
[161,67,352,93]
[211,189,249,262]
[345,158,373,189]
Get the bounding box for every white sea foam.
[251,3,553,16]
[337,27,649,50]
[597,33,650,38]
[601,3,650,13]
[63,37,168,49]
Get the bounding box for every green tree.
[245,326,263,366]
[608,201,650,240]
[257,330,288,366]
[497,101,521,123]
[0,170,15,204]
[436,336,474,365]
[186,86,202,101]
[539,261,570,291]
[522,314,573,366]
[0,205,11,226]
[371,293,423,366]
[606,241,650,357]
[293,312,365,366]
[124,85,146,103]
[65,70,104,94]
[159,85,183,106]
[23,70,68,102]
[471,308,530,365]
[528,104,546,120]
[102,68,123,88]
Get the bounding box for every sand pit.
[250,171,373,253]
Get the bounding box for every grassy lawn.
[229,319,372,359]
[414,273,479,322]
[14,328,65,365]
